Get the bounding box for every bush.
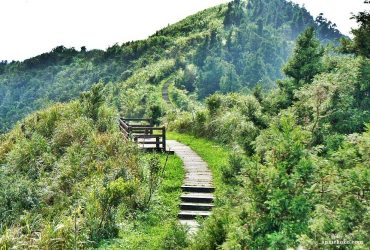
[148,104,163,126]
[170,112,194,133]
[236,120,259,155]
[191,208,230,249]
[221,152,245,185]
[96,104,118,133]
[51,117,93,155]
[206,94,222,114]
[170,87,192,111]
[162,222,189,250]
[0,175,40,228]
[0,83,164,248]
[6,133,54,178]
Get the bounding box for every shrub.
[236,120,259,155]
[206,94,222,114]
[51,117,93,155]
[191,208,230,249]
[170,112,194,133]
[148,104,163,126]
[221,151,245,185]
[0,175,40,227]
[6,133,54,178]
[80,83,105,122]
[96,104,118,133]
[162,222,189,250]
[170,87,192,111]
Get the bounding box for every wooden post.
[150,119,154,135]
[156,137,160,149]
[128,126,132,140]
[162,127,166,152]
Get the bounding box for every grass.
[97,132,231,249]
[167,131,231,197]
[98,153,184,250]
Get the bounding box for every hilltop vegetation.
[0,84,188,249]
[0,0,369,249]
[169,16,370,249]
[0,0,342,133]
[171,56,370,247]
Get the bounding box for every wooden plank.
[167,140,215,233]
[130,127,164,130]
[134,134,163,139]
[122,118,152,122]
[127,125,154,128]
[119,121,130,130]
[136,141,164,145]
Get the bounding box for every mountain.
[0,0,343,133]
[1,0,369,249]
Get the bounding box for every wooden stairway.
[167,140,214,233]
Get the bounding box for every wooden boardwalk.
[119,118,214,233]
[119,118,170,152]
[167,140,214,233]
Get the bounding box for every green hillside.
[1,0,369,249]
[0,0,342,133]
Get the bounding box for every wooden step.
[181,185,215,193]
[167,140,215,234]
[185,175,213,180]
[180,202,214,211]
[178,210,211,219]
[184,183,213,187]
[181,193,214,203]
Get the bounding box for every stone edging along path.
[166,140,215,233]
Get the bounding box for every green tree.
[80,82,105,122]
[283,27,323,87]
[219,64,241,93]
[224,0,244,27]
[351,1,370,58]
[243,113,314,248]
[176,64,198,92]
[148,104,163,126]
[197,57,225,98]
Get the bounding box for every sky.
[0,0,368,61]
[292,0,367,36]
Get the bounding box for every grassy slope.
[98,154,184,250]
[0,5,225,133]
[1,0,343,133]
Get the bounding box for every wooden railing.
[119,118,166,151]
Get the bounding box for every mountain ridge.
[0,0,343,133]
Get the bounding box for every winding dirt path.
[162,81,171,105]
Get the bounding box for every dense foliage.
[0,0,368,249]
[341,1,370,58]
[169,26,370,248]
[0,86,187,248]
[0,0,343,133]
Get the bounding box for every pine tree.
[283,27,323,87]
[351,1,370,58]
[79,82,105,122]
